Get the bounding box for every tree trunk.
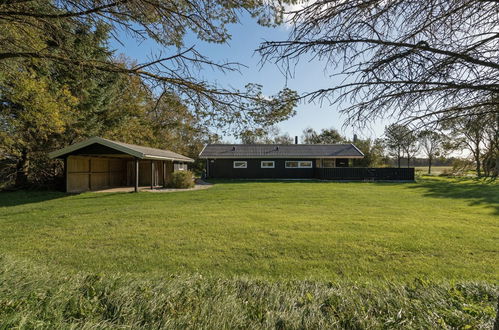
[407,155,410,168]
[397,150,401,168]
[475,151,481,177]
[428,156,432,175]
[15,149,29,187]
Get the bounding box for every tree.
[401,130,419,168]
[442,114,486,177]
[258,0,499,128]
[1,0,298,133]
[351,138,386,167]
[384,124,408,168]
[301,127,344,144]
[482,111,498,177]
[239,126,293,144]
[418,130,447,174]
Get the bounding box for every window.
[285,161,313,168]
[233,161,247,169]
[322,159,335,168]
[261,161,275,168]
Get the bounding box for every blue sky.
[109,13,388,142]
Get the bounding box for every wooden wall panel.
[67,173,89,192]
[91,173,108,190]
[66,156,126,192]
[91,158,109,172]
[68,157,89,172]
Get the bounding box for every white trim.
[233,161,247,169]
[285,160,313,168]
[260,160,275,168]
[49,137,143,159]
[198,144,208,158]
[350,143,365,156]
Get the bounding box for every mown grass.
[0,255,497,329]
[0,177,497,281]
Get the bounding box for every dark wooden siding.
[317,168,414,181]
[207,158,316,179]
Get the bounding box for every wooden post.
[162,161,167,188]
[88,158,92,191]
[150,160,154,190]
[64,156,68,192]
[134,158,139,192]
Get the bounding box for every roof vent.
[232,146,236,151]
[276,146,279,151]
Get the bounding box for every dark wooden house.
[199,144,365,179]
[49,137,193,192]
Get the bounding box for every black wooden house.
[199,144,365,179]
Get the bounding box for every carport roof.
[49,137,194,162]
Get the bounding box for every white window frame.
[260,161,275,168]
[233,161,247,169]
[285,161,313,168]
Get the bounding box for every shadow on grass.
[408,177,499,215]
[0,190,67,207]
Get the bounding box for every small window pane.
[299,161,313,168]
[261,161,275,168]
[323,160,335,168]
[285,161,299,168]
[233,161,247,168]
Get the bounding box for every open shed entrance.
[50,137,193,193]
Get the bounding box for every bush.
[168,170,194,188]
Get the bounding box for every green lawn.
[0,177,497,281]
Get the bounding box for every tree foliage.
[301,127,344,144]
[259,0,499,128]
[1,0,298,133]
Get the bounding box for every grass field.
[0,177,497,281]
[1,177,498,327]
[414,166,453,176]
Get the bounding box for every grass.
[0,255,497,329]
[0,177,497,281]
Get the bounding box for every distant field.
[415,166,453,175]
[0,177,497,281]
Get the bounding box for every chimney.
[295,136,298,144]
[353,134,358,143]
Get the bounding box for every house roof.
[199,144,364,159]
[49,137,194,162]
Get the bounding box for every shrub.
[169,170,194,188]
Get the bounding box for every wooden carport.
[49,137,194,192]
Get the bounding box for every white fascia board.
[143,154,194,162]
[49,137,144,159]
[350,143,365,157]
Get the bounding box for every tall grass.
[0,255,497,329]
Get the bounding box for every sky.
[108,13,389,142]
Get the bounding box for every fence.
[316,168,415,181]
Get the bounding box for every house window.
[261,161,275,168]
[323,159,335,168]
[285,161,313,168]
[233,161,247,169]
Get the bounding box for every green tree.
[301,127,345,144]
[418,130,447,174]
[1,0,298,132]
[352,138,386,167]
[384,124,408,168]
